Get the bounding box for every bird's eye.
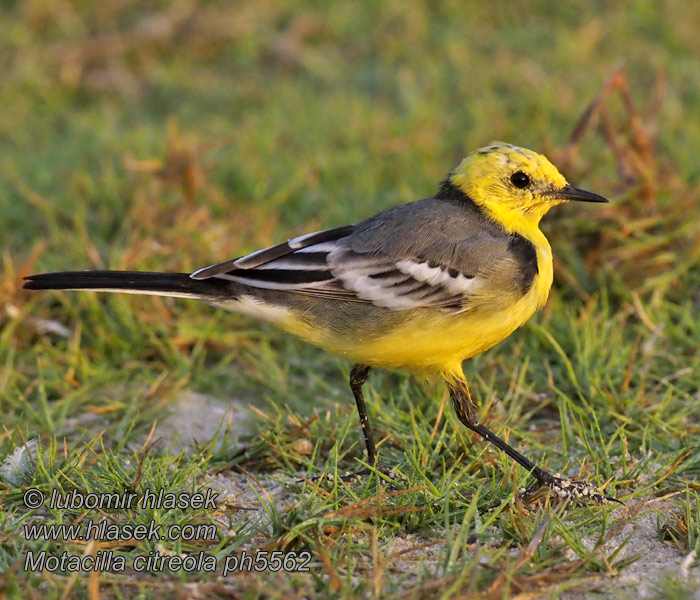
[510,171,530,189]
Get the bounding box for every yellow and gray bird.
[24,142,613,503]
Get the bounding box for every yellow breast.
[314,231,553,375]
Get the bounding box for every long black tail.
[23,270,233,300]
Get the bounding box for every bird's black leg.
[350,363,377,467]
[446,376,619,505]
[303,364,398,485]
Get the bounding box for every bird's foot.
[520,474,622,506]
[301,464,405,486]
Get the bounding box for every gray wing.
[190,199,523,313]
[190,224,356,279]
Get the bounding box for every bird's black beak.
[551,184,608,203]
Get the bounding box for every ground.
[1,1,699,598]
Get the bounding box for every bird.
[24,141,614,503]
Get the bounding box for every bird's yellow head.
[450,142,607,230]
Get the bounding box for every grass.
[1,0,700,597]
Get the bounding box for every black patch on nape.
[508,234,539,294]
[435,179,480,212]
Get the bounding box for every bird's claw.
[301,465,406,486]
[520,476,622,506]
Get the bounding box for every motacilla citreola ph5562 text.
[24,142,615,504]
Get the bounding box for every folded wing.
[190,224,488,313]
